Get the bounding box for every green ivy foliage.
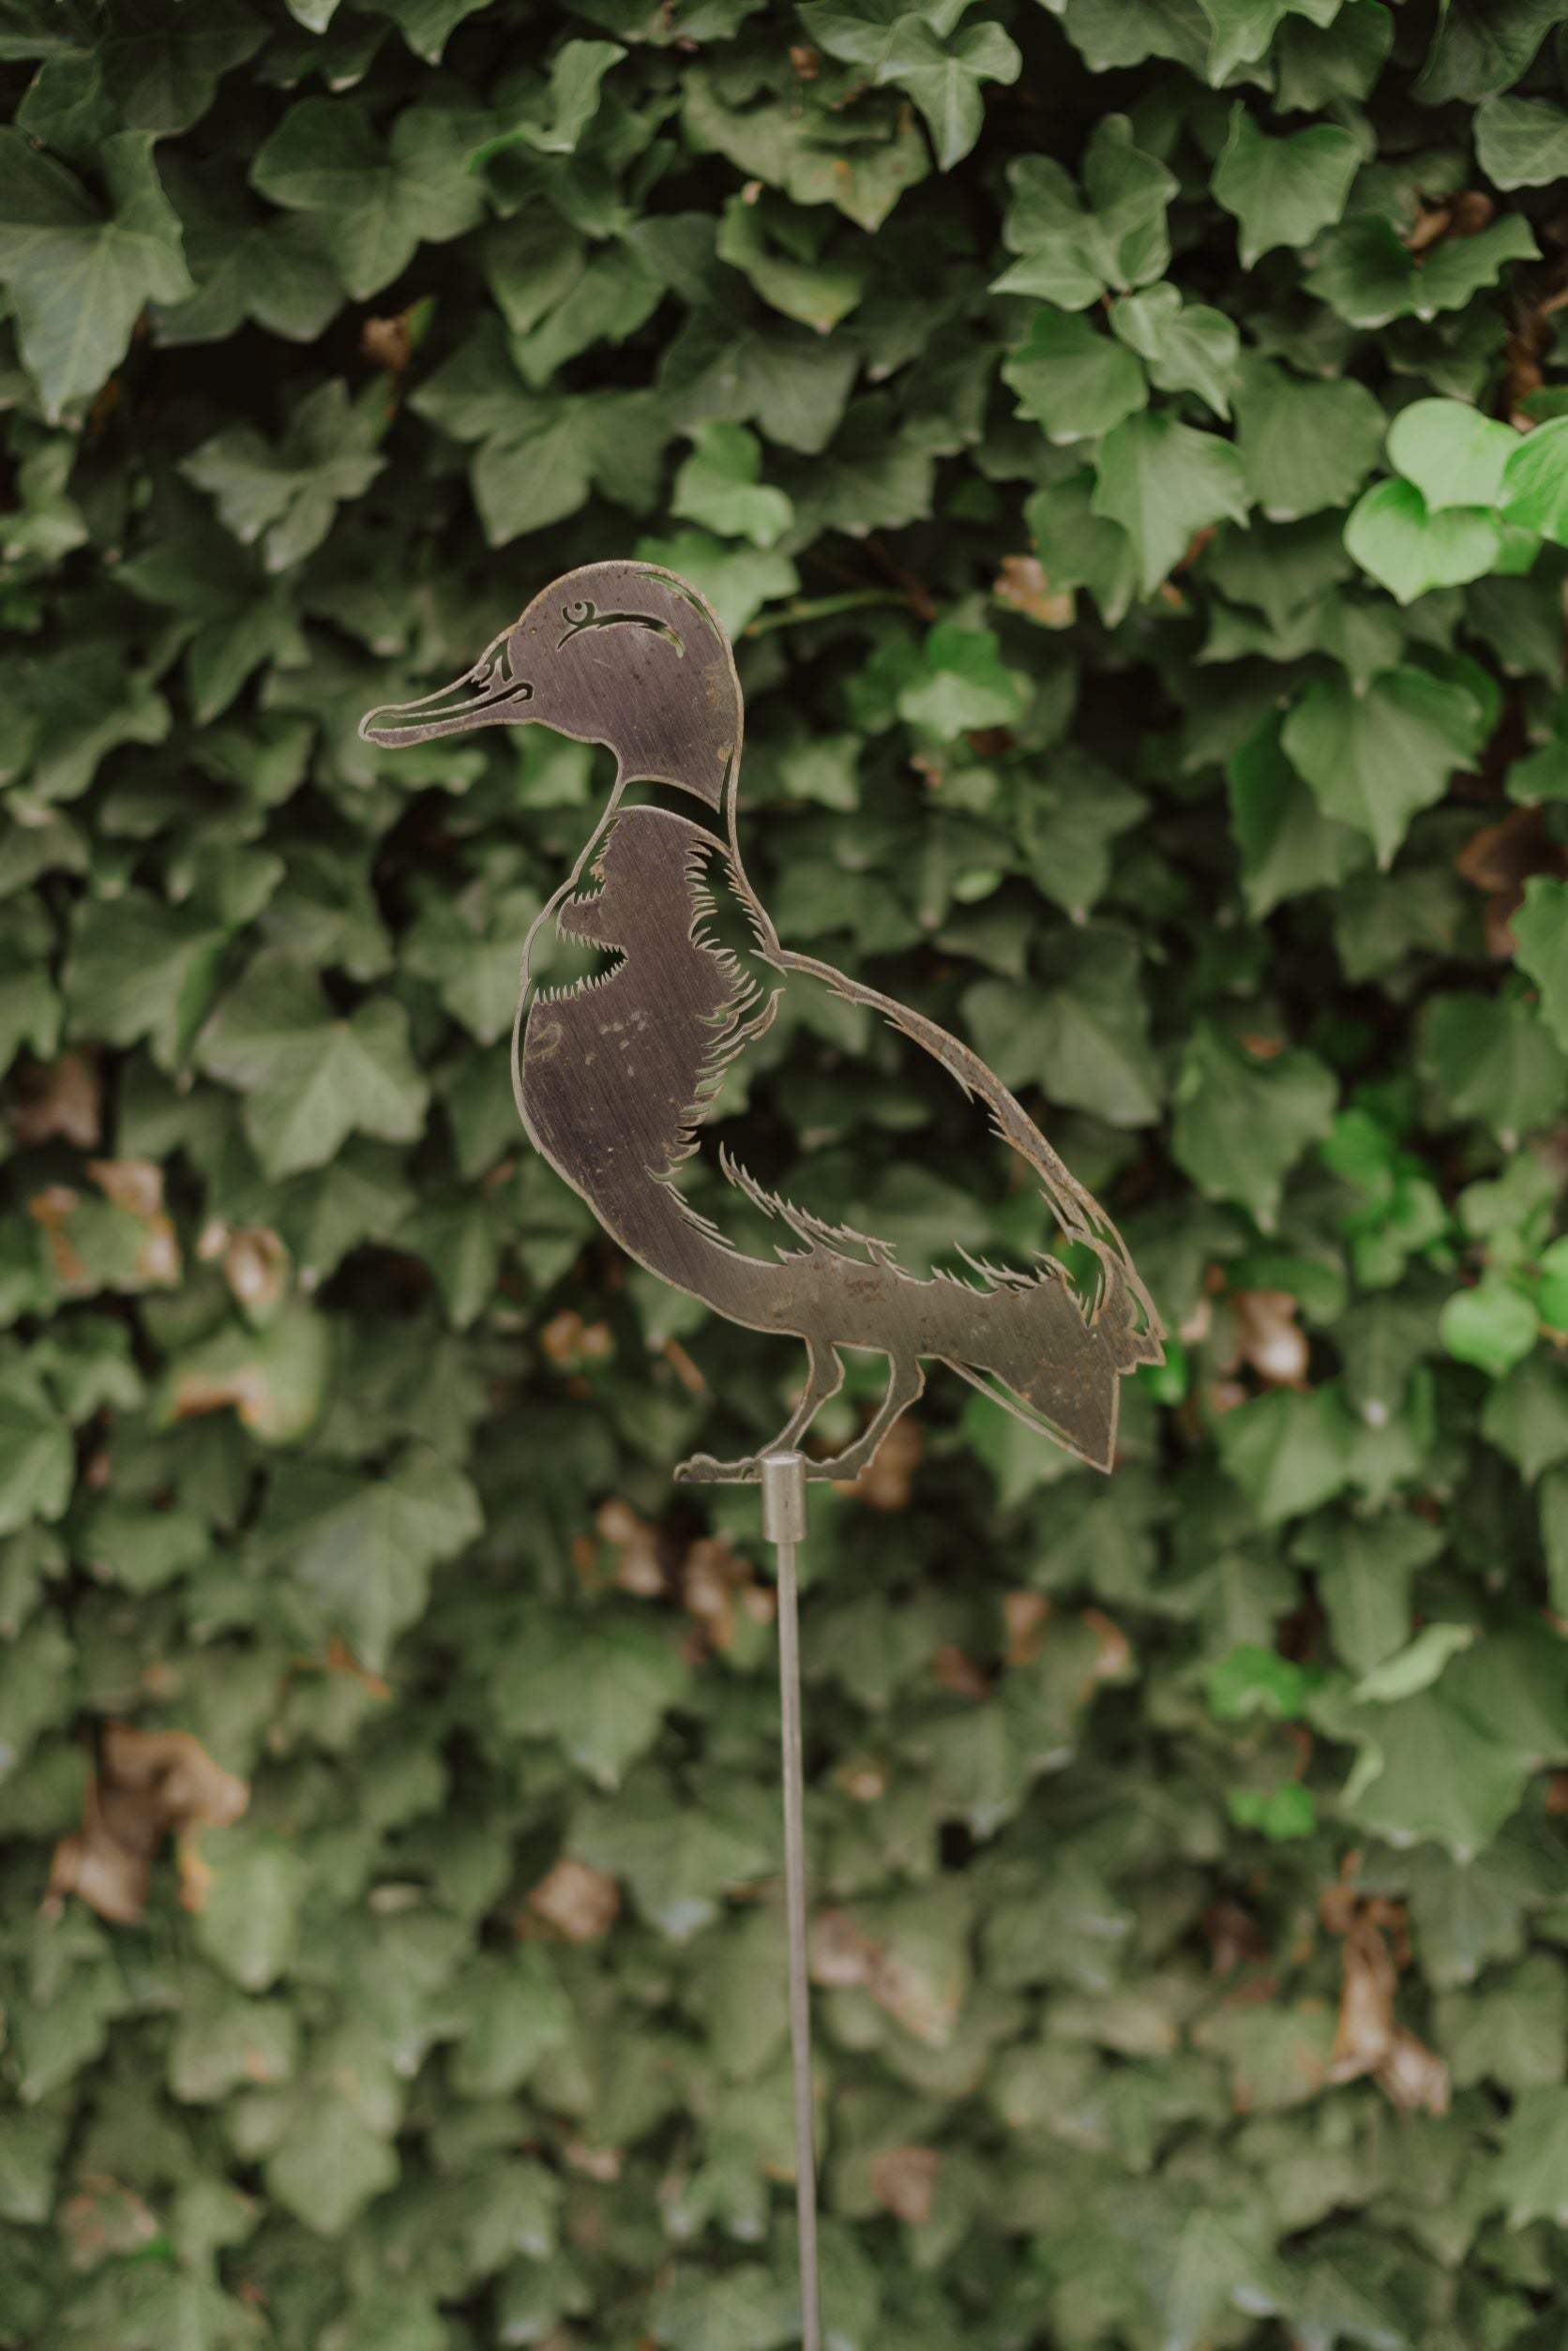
[8,0,1568,2343]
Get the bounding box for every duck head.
[358,561,740,810]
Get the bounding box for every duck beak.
[358,653,533,748]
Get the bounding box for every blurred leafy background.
[8,0,1568,2344]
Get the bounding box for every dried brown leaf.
[1378,2027,1451,2116]
[1202,1900,1269,1977]
[1003,1590,1051,1667]
[9,1051,101,1149]
[837,1409,922,1509]
[809,1908,958,2045]
[49,1724,249,1925]
[994,554,1075,630]
[528,1856,621,1942]
[1223,1289,1310,1389]
[597,1498,666,1596]
[361,314,413,371]
[932,1641,989,1699]
[1456,806,1567,954]
[541,1309,612,1367]
[870,2144,939,2224]
[58,2176,160,2270]
[222,1228,291,1317]
[29,1185,88,1285]
[681,1533,758,1653]
[1330,1915,1448,2116]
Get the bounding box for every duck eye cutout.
[557,599,686,656]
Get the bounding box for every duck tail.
[942,1355,1123,1474]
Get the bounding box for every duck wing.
[670,827,1163,1368]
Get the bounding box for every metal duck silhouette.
[361,563,1163,1484]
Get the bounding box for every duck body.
[362,561,1163,1483]
[515,799,1153,1479]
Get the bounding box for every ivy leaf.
[1052,0,1212,76]
[715,196,865,335]
[798,0,972,77]
[401,884,542,1047]
[155,161,342,345]
[181,379,388,573]
[250,99,484,298]
[1476,93,1568,188]
[1275,1,1394,112]
[1171,1026,1338,1229]
[100,0,266,135]
[682,62,927,234]
[66,890,228,1067]
[254,2045,401,2237]
[1226,714,1370,920]
[897,622,1027,736]
[0,129,193,420]
[1281,667,1485,867]
[475,37,624,158]
[1501,417,1568,546]
[1415,0,1568,107]
[1091,411,1251,596]
[1212,106,1361,268]
[967,931,1163,1128]
[473,390,666,546]
[803,2,1020,168]
[1420,989,1568,1144]
[1344,479,1506,604]
[1296,1514,1439,1677]
[1440,1277,1539,1376]
[873,18,1022,171]
[1504,874,1568,1067]
[1108,2183,1289,2350]
[158,1303,332,1444]
[257,1447,482,1670]
[1510,875,1568,1049]
[671,421,794,550]
[196,952,430,1178]
[1233,357,1385,523]
[1339,1694,1527,1858]
[993,115,1175,309]
[1111,285,1240,419]
[360,0,495,62]
[1002,307,1147,445]
[492,1616,691,1789]
[650,2262,797,2351]
[1441,1956,1568,2092]
[0,1370,73,1537]
[193,1833,309,1993]
[1482,1354,1568,1483]
[1386,397,1518,509]
[1353,1620,1476,1704]
[1305,211,1538,329]
[572,1777,776,1941]
[448,1950,572,2098]
[1018,750,1148,921]
[1196,0,1302,83]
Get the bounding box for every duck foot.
[676,1357,927,1488]
[674,1451,839,1484]
[674,1452,761,1485]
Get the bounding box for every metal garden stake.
[361,564,1163,2346]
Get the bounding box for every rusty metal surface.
[360,562,1164,1484]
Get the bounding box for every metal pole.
[759,1450,820,2351]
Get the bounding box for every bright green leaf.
[1212,106,1361,269]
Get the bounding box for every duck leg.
[802,1354,925,1484]
[676,1342,845,1484]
